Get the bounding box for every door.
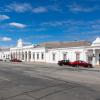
[88,56,92,64]
[99,54,100,65]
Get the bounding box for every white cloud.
[40,20,100,28]
[32,7,48,13]
[25,35,52,40]
[0,15,10,21]
[9,22,26,28]
[0,37,12,42]
[6,3,32,13]
[40,21,69,27]
[67,4,97,12]
[35,35,52,38]
[0,2,61,14]
[47,4,62,12]
[5,3,47,13]
[23,42,32,45]
[34,28,46,32]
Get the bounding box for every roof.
[35,41,91,48]
[0,48,10,51]
[91,37,100,46]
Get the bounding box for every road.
[0,62,100,100]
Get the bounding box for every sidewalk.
[22,62,58,67]
[21,62,100,86]
[21,62,100,72]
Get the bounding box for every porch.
[87,48,100,66]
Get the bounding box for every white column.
[31,51,33,61]
[27,51,29,62]
[19,50,22,60]
[92,49,96,65]
[24,52,26,61]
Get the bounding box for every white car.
[3,58,10,62]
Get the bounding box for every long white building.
[0,37,100,66]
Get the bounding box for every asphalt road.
[0,62,100,100]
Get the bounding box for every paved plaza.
[0,62,100,100]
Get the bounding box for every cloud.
[4,2,61,13]
[25,35,52,40]
[67,4,97,13]
[40,20,100,29]
[32,7,48,13]
[0,2,62,14]
[5,3,47,13]
[23,42,32,45]
[0,15,10,21]
[92,25,100,29]
[40,21,70,27]
[47,4,62,12]
[0,37,12,42]
[34,28,46,32]
[6,3,32,13]
[33,35,52,39]
[9,22,26,28]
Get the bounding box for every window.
[52,53,56,61]
[76,53,80,60]
[22,52,24,60]
[25,52,27,60]
[11,53,13,59]
[19,52,20,59]
[63,53,67,60]
[33,53,35,59]
[88,57,92,63]
[37,53,39,60]
[8,55,10,58]
[13,53,15,58]
[15,52,17,58]
[29,51,31,60]
[41,53,44,60]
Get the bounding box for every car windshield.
[78,61,86,63]
[63,60,69,62]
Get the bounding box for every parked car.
[71,60,92,68]
[0,59,3,61]
[4,58,10,62]
[10,58,22,62]
[58,60,71,66]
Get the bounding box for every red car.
[71,60,92,68]
[10,58,22,62]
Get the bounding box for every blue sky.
[0,0,100,47]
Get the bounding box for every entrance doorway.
[99,54,100,65]
[88,56,92,64]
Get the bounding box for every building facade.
[0,37,100,66]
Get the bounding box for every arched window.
[22,52,24,60]
[63,52,67,60]
[37,53,39,60]
[41,53,44,60]
[25,52,27,60]
[29,51,31,60]
[52,53,56,61]
[33,52,35,59]
[76,53,80,60]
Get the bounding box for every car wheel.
[58,63,63,66]
[88,65,92,68]
[76,64,79,67]
[72,65,75,67]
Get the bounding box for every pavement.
[22,61,100,72]
[0,61,100,100]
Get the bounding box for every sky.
[0,0,100,47]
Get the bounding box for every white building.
[0,37,100,66]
